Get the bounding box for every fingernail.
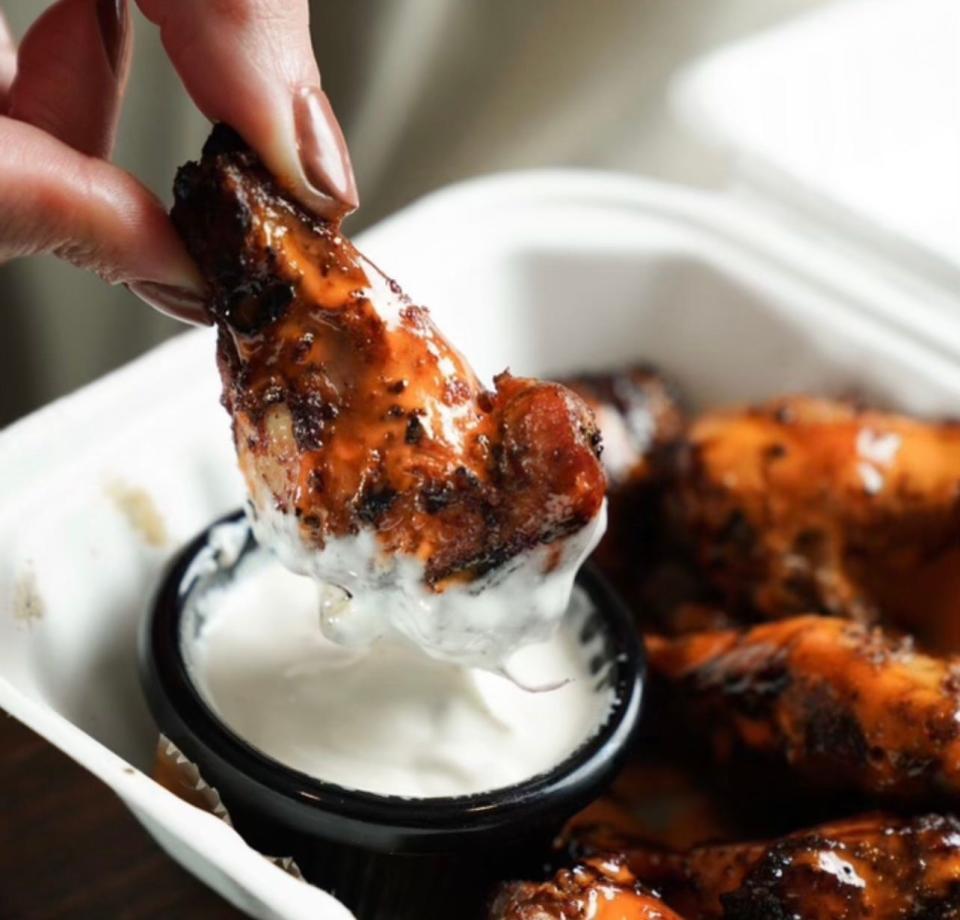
[293,85,359,218]
[126,281,212,327]
[95,0,129,78]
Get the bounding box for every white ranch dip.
[183,542,613,798]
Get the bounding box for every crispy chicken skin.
[171,126,605,592]
[604,813,960,920]
[490,856,684,920]
[675,396,960,648]
[498,814,960,919]
[647,615,960,799]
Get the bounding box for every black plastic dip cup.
[140,511,645,920]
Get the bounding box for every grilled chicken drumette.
[674,396,960,650]
[172,127,606,665]
[491,856,683,920]
[573,813,960,920]
[647,615,960,799]
[497,813,960,919]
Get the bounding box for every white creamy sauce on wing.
[249,498,607,670]
[183,546,614,797]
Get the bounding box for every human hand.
[0,0,357,326]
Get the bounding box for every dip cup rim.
[140,510,645,850]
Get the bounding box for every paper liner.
[153,733,308,881]
[154,734,234,825]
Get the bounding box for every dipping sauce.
[181,532,615,798]
[254,498,607,671]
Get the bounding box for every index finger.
[136,0,357,220]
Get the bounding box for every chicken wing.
[502,814,960,919]
[171,126,606,665]
[605,813,960,920]
[674,396,960,649]
[647,615,960,799]
[490,855,685,920]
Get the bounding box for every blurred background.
[0,0,829,425]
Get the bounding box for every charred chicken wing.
[172,127,606,665]
[606,813,960,920]
[647,615,960,799]
[675,396,960,649]
[491,856,684,920]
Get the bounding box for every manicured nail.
[293,85,359,218]
[126,281,212,327]
[95,0,129,78]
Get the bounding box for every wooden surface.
[0,712,244,920]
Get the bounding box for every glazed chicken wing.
[171,127,606,665]
[505,814,960,919]
[490,856,685,920]
[600,813,960,920]
[675,396,960,649]
[647,615,960,799]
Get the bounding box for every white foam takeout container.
[4,168,960,918]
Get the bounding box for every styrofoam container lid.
[675,0,960,291]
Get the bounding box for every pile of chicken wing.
[493,372,960,919]
[173,127,960,917]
